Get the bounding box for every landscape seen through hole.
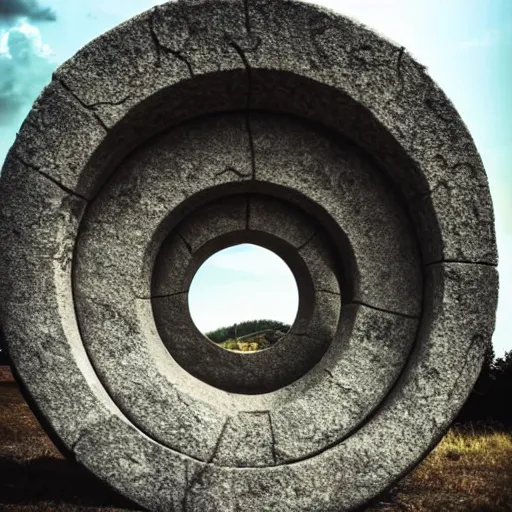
[188,243,298,352]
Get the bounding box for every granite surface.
[0,0,498,510]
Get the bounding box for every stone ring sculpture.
[0,0,498,511]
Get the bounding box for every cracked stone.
[10,81,107,199]
[213,412,276,467]
[0,1,498,511]
[250,112,423,316]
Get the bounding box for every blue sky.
[0,0,510,354]
[189,244,299,333]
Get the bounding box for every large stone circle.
[0,0,498,510]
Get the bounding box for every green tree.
[455,341,495,425]
[206,319,290,343]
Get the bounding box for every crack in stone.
[434,153,449,170]
[85,96,131,108]
[229,41,256,180]
[149,12,194,77]
[296,230,319,251]
[267,411,277,465]
[11,154,88,202]
[70,427,90,452]
[246,194,251,230]
[149,14,162,69]
[138,290,188,300]
[324,369,354,392]
[57,78,110,132]
[177,231,193,254]
[413,157,482,202]
[176,390,191,409]
[183,418,229,511]
[214,166,252,179]
[425,259,497,268]
[315,288,341,296]
[351,300,420,320]
[10,152,40,171]
[308,12,332,66]
[396,46,406,95]
[36,170,89,203]
[430,179,451,197]
[181,461,188,512]
[243,0,251,35]
[58,76,131,109]
[471,201,482,222]
[451,161,478,177]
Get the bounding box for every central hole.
[188,244,299,352]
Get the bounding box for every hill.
[206,319,290,351]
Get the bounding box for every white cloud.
[0,20,53,57]
[0,20,56,127]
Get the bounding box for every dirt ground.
[1,366,511,512]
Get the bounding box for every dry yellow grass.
[219,335,270,352]
[367,428,512,511]
[1,366,511,511]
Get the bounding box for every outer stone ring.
[0,1,498,511]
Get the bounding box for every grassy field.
[1,365,511,511]
[219,335,270,351]
[371,428,512,511]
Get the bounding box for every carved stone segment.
[246,0,497,265]
[73,293,229,461]
[151,262,340,395]
[178,264,499,512]
[11,81,106,198]
[249,195,318,247]
[272,304,418,462]
[73,114,253,457]
[0,161,116,449]
[213,412,276,467]
[74,113,252,301]
[53,0,249,128]
[251,112,423,316]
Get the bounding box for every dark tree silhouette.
[455,342,495,425]
[206,319,290,343]
[455,344,512,429]
[491,350,512,427]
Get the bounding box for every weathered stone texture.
[251,113,422,316]
[0,0,498,511]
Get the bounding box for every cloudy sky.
[0,0,510,354]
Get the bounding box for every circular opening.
[188,243,299,352]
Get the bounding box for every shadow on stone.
[0,455,140,509]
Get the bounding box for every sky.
[0,0,510,355]
[189,244,299,333]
